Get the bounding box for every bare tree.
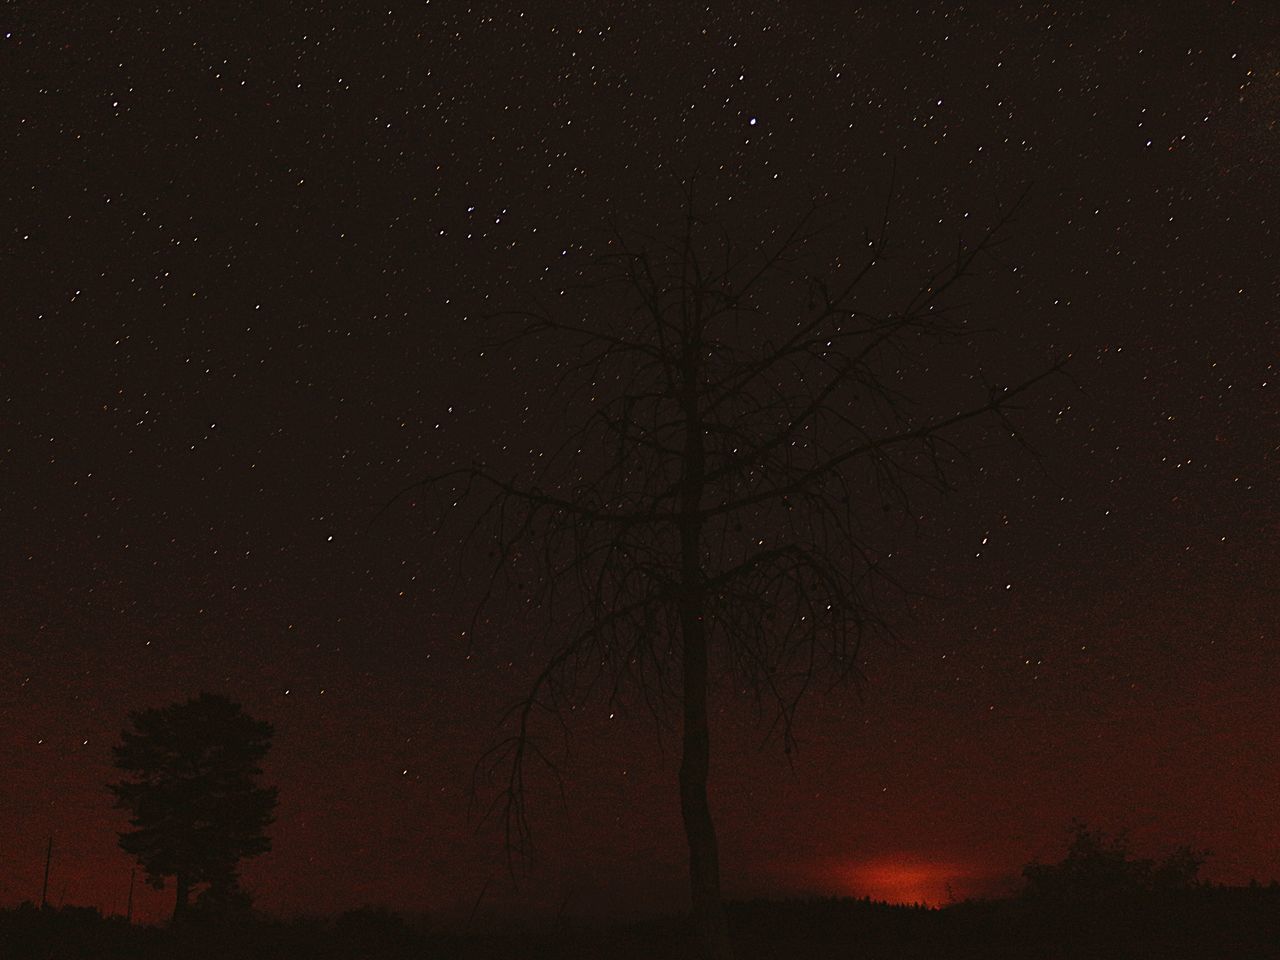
[412,182,1062,959]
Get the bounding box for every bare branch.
[399,178,1062,926]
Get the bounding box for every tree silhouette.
[109,693,277,920]
[413,183,1062,959]
[1023,821,1206,905]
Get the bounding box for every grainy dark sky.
[2,0,1277,923]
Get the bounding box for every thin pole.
[40,837,52,909]
[126,867,135,923]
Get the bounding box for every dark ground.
[4,886,1278,960]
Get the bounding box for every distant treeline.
[2,882,1278,960]
[726,884,1280,960]
[3,824,1277,960]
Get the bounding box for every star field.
[2,0,1277,921]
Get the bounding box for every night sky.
[3,0,1278,925]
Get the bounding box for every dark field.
[4,886,1278,960]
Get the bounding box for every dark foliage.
[1022,820,1207,905]
[109,693,278,920]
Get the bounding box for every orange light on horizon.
[829,857,971,906]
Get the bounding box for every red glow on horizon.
[828,857,974,906]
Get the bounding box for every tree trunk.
[677,331,734,960]
[173,873,190,921]
[679,606,733,960]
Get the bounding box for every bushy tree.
[109,693,277,919]
[1022,821,1206,905]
